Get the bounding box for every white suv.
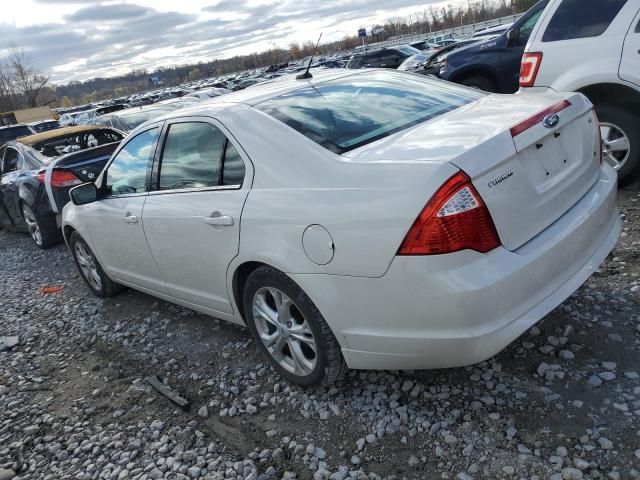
[520,0,640,184]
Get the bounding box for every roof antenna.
[296,33,323,80]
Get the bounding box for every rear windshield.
[257,71,483,154]
[0,126,32,144]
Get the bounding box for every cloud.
[65,3,150,22]
[2,0,448,83]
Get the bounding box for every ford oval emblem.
[543,114,560,129]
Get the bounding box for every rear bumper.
[291,165,619,370]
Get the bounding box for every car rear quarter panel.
[216,106,460,279]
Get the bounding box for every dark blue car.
[437,0,549,93]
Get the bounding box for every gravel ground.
[1,189,640,480]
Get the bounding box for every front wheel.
[595,104,640,186]
[69,231,124,298]
[243,266,346,387]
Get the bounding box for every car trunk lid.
[451,92,600,251]
[51,143,118,183]
[40,143,119,213]
[344,91,601,252]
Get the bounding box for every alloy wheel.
[600,122,631,171]
[74,241,102,291]
[22,205,42,246]
[252,287,317,376]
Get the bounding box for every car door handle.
[123,214,138,224]
[203,214,234,226]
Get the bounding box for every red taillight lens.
[398,172,501,256]
[36,170,82,188]
[519,52,543,88]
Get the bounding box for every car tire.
[243,265,347,387]
[69,231,124,298]
[594,103,640,186]
[21,203,61,249]
[460,75,498,93]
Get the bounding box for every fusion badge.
[488,170,514,189]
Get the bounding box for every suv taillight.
[519,52,543,88]
[398,172,501,256]
[36,170,82,188]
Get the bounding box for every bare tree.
[0,57,19,112]
[0,46,52,110]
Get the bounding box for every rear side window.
[257,71,483,154]
[222,143,245,186]
[543,0,628,42]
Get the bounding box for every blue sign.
[358,28,367,38]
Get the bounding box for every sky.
[0,0,469,84]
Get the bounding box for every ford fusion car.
[62,69,619,386]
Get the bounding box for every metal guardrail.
[365,13,524,49]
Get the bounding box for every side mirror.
[70,182,98,206]
[506,28,519,45]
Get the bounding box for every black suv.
[347,46,421,69]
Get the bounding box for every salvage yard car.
[62,69,619,386]
[347,46,422,69]
[520,0,640,184]
[0,126,124,247]
[88,104,179,134]
[0,124,35,144]
[437,0,548,92]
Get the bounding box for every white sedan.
[62,69,620,386]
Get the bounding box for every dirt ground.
[1,188,639,480]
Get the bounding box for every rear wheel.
[21,204,61,249]
[69,231,124,297]
[460,75,498,93]
[595,104,640,186]
[243,266,346,387]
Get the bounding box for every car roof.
[17,125,105,146]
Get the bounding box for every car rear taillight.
[36,170,82,188]
[398,172,501,256]
[509,100,572,137]
[519,52,543,88]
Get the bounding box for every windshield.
[257,71,483,154]
[118,107,174,130]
